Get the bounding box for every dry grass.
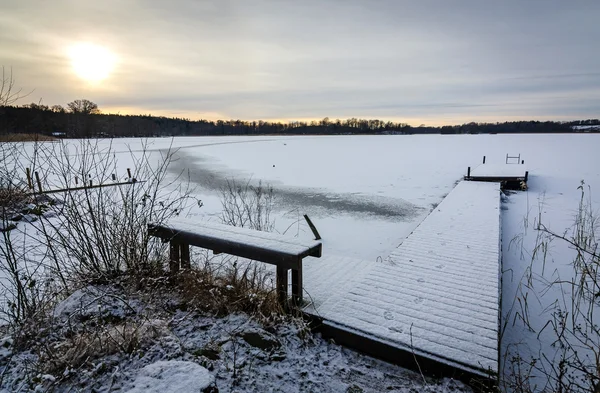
[0,133,57,142]
[0,185,29,208]
[136,256,284,321]
[39,319,169,374]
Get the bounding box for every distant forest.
[1,100,599,138]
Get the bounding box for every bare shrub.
[34,139,194,282]
[39,318,168,374]
[171,261,282,320]
[0,138,194,330]
[0,66,30,106]
[504,181,600,392]
[220,178,275,232]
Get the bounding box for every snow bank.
[125,361,214,393]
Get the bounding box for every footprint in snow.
[417,278,425,283]
[414,297,424,304]
[389,326,404,334]
[383,311,394,320]
[435,264,445,269]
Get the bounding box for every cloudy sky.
[2,0,599,125]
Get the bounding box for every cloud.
[2,0,599,124]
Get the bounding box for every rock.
[9,214,23,222]
[241,330,281,351]
[193,346,220,360]
[0,222,17,232]
[125,361,216,393]
[53,286,136,322]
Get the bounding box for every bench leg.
[169,241,180,273]
[180,243,190,269]
[276,265,288,308]
[291,260,303,306]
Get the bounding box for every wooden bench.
[148,219,322,306]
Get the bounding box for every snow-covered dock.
[303,181,501,378]
[467,163,528,184]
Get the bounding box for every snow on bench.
[148,219,322,305]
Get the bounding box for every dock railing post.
[26,168,33,189]
[482,156,486,164]
[467,166,471,178]
[34,172,43,193]
[525,171,529,182]
[303,214,322,240]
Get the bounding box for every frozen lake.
[150,133,600,386]
[8,133,600,387]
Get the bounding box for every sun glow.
[68,43,116,83]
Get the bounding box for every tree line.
[0,99,597,138]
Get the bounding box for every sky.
[1,0,599,125]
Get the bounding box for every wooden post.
[303,214,322,240]
[291,261,303,305]
[180,243,190,269]
[127,168,132,179]
[75,176,78,185]
[482,156,486,164]
[467,167,471,178]
[521,160,524,165]
[111,174,116,181]
[26,168,33,189]
[34,172,43,193]
[276,265,288,308]
[524,171,529,182]
[505,154,508,164]
[89,180,93,187]
[169,240,180,272]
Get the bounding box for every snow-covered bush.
[34,139,194,282]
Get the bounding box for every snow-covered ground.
[5,134,600,389]
[0,283,473,393]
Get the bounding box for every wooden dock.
[465,155,528,187]
[303,181,501,379]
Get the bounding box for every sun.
[68,43,116,83]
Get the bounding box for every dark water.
[168,148,423,221]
